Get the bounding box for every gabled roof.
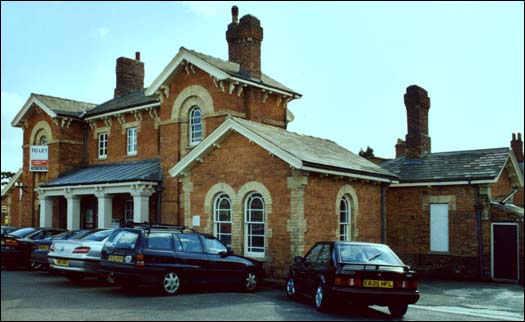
[84,89,159,118]
[490,201,524,217]
[41,159,161,187]
[381,148,524,186]
[12,93,97,127]
[170,117,398,183]
[1,169,22,197]
[145,47,301,98]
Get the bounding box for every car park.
[48,229,114,282]
[99,223,265,295]
[285,241,420,317]
[1,227,66,269]
[31,229,92,270]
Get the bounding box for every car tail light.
[135,254,145,267]
[408,280,418,289]
[6,239,19,247]
[73,246,91,254]
[32,244,36,250]
[349,278,362,287]
[335,276,349,286]
[395,280,418,289]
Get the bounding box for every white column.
[96,192,113,229]
[39,196,54,227]
[66,195,81,230]
[132,192,151,223]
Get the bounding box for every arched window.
[340,196,351,241]
[244,192,265,257]
[214,193,232,246]
[39,135,48,145]
[189,107,202,145]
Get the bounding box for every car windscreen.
[339,244,403,265]
[80,229,113,242]
[8,227,36,238]
[108,231,140,249]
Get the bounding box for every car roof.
[327,241,391,247]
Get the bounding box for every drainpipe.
[474,184,484,280]
[82,124,88,167]
[381,184,386,244]
[156,180,163,225]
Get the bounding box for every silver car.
[48,229,114,282]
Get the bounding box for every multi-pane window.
[189,107,202,145]
[127,127,137,156]
[244,192,265,257]
[340,196,350,241]
[125,200,134,224]
[214,193,232,247]
[98,132,108,159]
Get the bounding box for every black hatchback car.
[99,224,265,295]
[285,241,420,317]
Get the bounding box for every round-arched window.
[39,135,48,145]
[214,193,232,246]
[340,196,351,241]
[245,192,265,257]
[189,107,202,145]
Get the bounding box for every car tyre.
[286,275,298,299]
[241,271,258,292]
[160,271,181,296]
[66,272,85,282]
[388,304,408,317]
[314,283,331,312]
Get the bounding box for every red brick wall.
[2,188,21,227]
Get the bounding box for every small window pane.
[178,234,203,253]
[145,233,173,250]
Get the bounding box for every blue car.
[31,229,92,270]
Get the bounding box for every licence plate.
[55,259,69,266]
[108,255,124,263]
[38,245,49,251]
[363,279,393,288]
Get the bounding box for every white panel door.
[430,204,449,252]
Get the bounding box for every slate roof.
[84,89,159,117]
[183,48,301,96]
[380,147,510,183]
[41,159,161,187]
[33,94,97,118]
[232,118,397,180]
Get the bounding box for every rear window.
[81,229,113,242]
[339,244,403,265]
[109,231,140,249]
[144,233,174,250]
[8,228,36,238]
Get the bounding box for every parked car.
[48,229,114,282]
[1,226,19,237]
[285,241,420,317]
[99,224,265,295]
[1,227,66,269]
[31,229,92,270]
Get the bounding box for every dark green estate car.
[285,241,420,317]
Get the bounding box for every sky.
[1,1,524,174]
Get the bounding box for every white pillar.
[96,192,113,229]
[66,195,81,230]
[39,196,54,227]
[132,192,151,223]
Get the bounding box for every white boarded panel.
[430,204,449,252]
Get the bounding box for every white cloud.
[1,91,24,173]
[179,1,232,18]
[91,27,110,39]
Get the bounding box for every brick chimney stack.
[114,52,144,97]
[226,6,263,79]
[395,138,406,158]
[404,85,431,159]
[511,133,523,162]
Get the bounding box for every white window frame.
[98,132,108,159]
[213,193,232,247]
[189,107,202,146]
[430,203,449,253]
[127,127,137,156]
[340,196,350,241]
[244,192,265,258]
[125,199,134,224]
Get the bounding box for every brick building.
[6,7,397,278]
[381,85,524,282]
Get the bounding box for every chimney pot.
[511,132,524,163]
[232,5,239,23]
[135,52,141,61]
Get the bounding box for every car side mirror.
[294,256,304,264]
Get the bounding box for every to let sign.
[30,145,48,172]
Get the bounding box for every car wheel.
[160,271,181,296]
[66,272,85,282]
[388,304,408,317]
[241,271,258,292]
[314,283,331,312]
[286,275,297,299]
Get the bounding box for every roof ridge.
[427,147,509,155]
[32,93,97,106]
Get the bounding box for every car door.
[175,234,210,284]
[202,235,243,284]
[308,243,333,286]
[295,243,324,295]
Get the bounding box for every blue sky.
[1,1,524,174]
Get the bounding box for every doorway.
[491,223,519,281]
